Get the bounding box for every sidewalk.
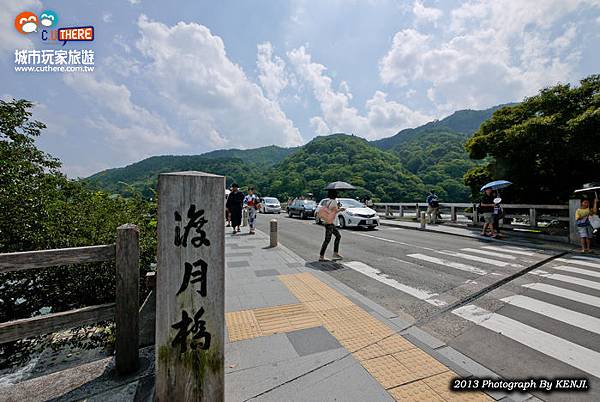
[378,218,578,253]
[224,229,535,402]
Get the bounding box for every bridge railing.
[373,202,570,232]
[0,224,140,375]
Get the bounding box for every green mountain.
[86,145,296,198]
[255,134,426,202]
[86,104,511,202]
[371,104,510,150]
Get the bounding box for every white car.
[315,198,379,229]
[261,197,281,214]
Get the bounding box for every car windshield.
[302,201,316,207]
[338,199,364,208]
[264,197,278,203]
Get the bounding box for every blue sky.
[1,0,599,177]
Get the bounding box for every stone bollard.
[242,208,248,227]
[420,211,426,229]
[270,219,278,247]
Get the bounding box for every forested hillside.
[85,107,501,202]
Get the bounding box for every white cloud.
[102,12,113,23]
[256,42,289,100]
[412,1,443,24]
[128,0,141,5]
[135,15,303,149]
[380,0,600,113]
[63,74,184,158]
[0,0,41,55]
[288,46,430,139]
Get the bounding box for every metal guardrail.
[373,202,569,230]
[0,224,140,375]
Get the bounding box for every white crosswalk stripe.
[453,304,600,378]
[342,260,446,306]
[549,265,600,279]
[460,247,517,260]
[481,245,536,256]
[556,257,600,270]
[522,283,600,307]
[407,253,488,275]
[500,295,600,334]
[438,250,522,268]
[531,271,600,291]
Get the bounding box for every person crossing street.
[319,189,343,261]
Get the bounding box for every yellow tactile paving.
[393,348,449,379]
[352,343,387,362]
[388,380,445,401]
[361,355,421,389]
[339,336,374,352]
[376,334,416,354]
[226,272,490,401]
[225,310,263,342]
[423,371,494,402]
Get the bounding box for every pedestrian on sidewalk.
[479,188,496,237]
[319,189,343,261]
[244,187,260,235]
[225,187,232,227]
[226,183,244,234]
[426,190,440,224]
[575,198,598,253]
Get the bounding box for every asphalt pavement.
[254,213,600,401]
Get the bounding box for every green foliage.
[465,75,600,202]
[255,134,426,202]
[390,128,480,201]
[0,99,157,367]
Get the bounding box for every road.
[255,213,600,401]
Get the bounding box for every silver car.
[261,197,281,214]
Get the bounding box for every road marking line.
[501,295,600,335]
[438,250,522,268]
[407,253,487,275]
[557,258,600,270]
[531,272,600,291]
[550,266,600,279]
[342,261,443,305]
[461,248,517,260]
[522,283,600,307]
[481,246,536,256]
[452,304,600,378]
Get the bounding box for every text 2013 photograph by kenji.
[1,1,599,401]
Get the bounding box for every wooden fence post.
[115,223,140,375]
[399,205,404,217]
[385,205,390,217]
[156,172,225,402]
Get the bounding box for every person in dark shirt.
[480,188,496,237]
[225,183,245,234]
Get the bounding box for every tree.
[465,75,600,203]
[0,100,157,368]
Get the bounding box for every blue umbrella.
[480,180,512,192]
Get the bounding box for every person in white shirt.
[319,190,344,261]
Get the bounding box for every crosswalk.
[453,253,600,379]
[343,243,548,307]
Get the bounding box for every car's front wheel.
[288,210,293,218]
[300,211,305,220]
[338,216,346,228]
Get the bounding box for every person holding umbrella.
[319,181,354,261]
[479,180,512,238]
